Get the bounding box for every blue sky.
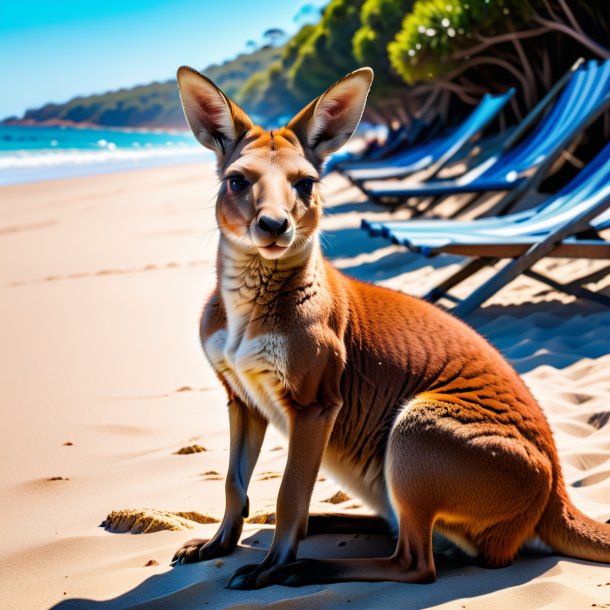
[0,0,327,119]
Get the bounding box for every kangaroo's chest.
[204,290,290,433]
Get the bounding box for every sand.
[0,163,608,609]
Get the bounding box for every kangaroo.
[171,65,610,589]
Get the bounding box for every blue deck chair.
[344,60,583,183]
[325,125,410,174]
[335,116,443,169]
[361,60,610,217]
[361,140,610,317]
[342,89,514,184]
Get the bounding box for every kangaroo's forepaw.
[171,538,210,565]
[172,533,236,565]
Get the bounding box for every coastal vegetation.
[6,0,609,132]
[4,45,282,129]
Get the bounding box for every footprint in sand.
[588,411,610,430]
[245,512,276,525]
[256,472,281,481]
[174,386,215,393]
[102,508,219,534]
[573,471,610,488]
[322,490,351,504]
[174,443,207,454]
[561,391,594,405]
[175,386,193,392]
[202,470,222,480]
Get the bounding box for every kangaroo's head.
[177,66,373,261]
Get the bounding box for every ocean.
[0,124,212,186]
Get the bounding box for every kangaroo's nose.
[257,214,289,238]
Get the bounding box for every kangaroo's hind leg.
[265,397,554,586]
[386,398,554,571]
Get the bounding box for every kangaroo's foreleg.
[226,404,338,589]
[172,398,267,564]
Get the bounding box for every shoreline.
[0,124,209,186]
[1,163,609,609]
[1,119,190,134]
[0,148,210,187]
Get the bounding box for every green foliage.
[235,25,317,123]
[204,45,282,98]
[389,0,530,83]
[288,0,366,101]
[22,81,184,127]
[353,0,414,85]
[237,62,302,124]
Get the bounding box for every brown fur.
[171,66,610,589]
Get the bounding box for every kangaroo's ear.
[177,66,253,157]
[287,68,373,161]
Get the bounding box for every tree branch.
[556,0,585,36]
[445,55,531,96]
[416,88,441,120]
[532,16,610,58]
[454,27,552,60]
[434,79,479,105]
[509,24,536,107]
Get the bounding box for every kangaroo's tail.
[536,470,610,563]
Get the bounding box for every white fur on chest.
[203,253,295,432]
[205,320,290,434]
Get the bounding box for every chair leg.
[451,256,531,317]
[423,257,493,303]
[444,187,610,316]
[524,269,610,307]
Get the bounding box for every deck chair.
[342,89,514,184]
[361,60,610,217]
[325,124,414,174]
[344,60,584,184]
[361,140,610,317]
[327,116,446,175]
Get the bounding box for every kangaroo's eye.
[227,176,250,194]
[294,178,315,197]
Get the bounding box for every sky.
[0,0,327,119]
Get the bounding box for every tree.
[352,0,417,123]
[263,28,287,47]
[288,0,367,101]
[388,0,610,121]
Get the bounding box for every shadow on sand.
[51,528,569,609]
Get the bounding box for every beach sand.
[0,164,608,609]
